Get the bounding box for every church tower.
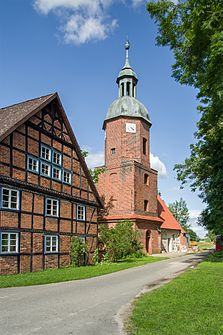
[97,41,162,254]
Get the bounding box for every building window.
[77,205,85,221]
[143,138,147,155]
[2,188,19,210]
[41,145,51,161]
[111,148,116,155]
[144,173,149,185]
[52,151,62,166]
[0,232,19,254]
[27,156,39,173]
[144,200,149,212]
[63,170,71,184]
[52,166,61,181]
[46,198,59,217]
[41,161,51,177]
[45,235,58,253]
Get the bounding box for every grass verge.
[128,251,223,335]
[0,255,164,288]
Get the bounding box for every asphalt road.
[0,253,208,335]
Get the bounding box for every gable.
[0,93,102,207]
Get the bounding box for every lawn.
[0,255,164,288]
[128,252,223,335]
[197,241,214,250]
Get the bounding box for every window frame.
[40,161,51,178]
[144,200,149,212]
[40,144,51,162]
[52,166,62,181]
[111,148,116,155]
[62,170,72,185]
[27,155,39,174]
[44,234,59,254]
[0,231,19,254]
[45,198,59,217]
[77,205,86,221]
[143,138,147,155]
[144,173,149,185]
[1,188,20,211]
[52,150,62,166]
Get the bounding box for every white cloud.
[85,150,104,168]
[189,209,201,220]
[150,153,167,177]
[188,209,207,239]
[34,0,117,44]
[131,0,146,8]
[33,0,148,44]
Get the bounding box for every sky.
[0,0,206,237]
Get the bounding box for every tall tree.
[147,0,223,234]
[169,198,190,230]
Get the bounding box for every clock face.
[126,123,136,133]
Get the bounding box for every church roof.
[157,196,185,232]
[0,93,103,208]
[104,96,151,128]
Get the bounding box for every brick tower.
[97,41,162,254]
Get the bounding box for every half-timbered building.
[0,93,102,275]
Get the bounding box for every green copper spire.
[103,40,151,129]
[124,39,130,67]
[117,39,138,83]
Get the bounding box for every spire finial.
[124,38,130,68]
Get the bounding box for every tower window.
[121,83,124,97]
[132,84,135,97]
[111,148,116,155]
[144,200,149,212]
[126,82,130,96]
[143,138,147,155]
[144,173,149,185]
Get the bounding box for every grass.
[128,251,223,335]
[0,255,164,289]
[197,241,215,250]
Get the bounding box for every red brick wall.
[97,115,160,253]
[0,101,99,275]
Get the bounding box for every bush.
[70,237,88,267]
[207,251,223,263]
[99,221,143,262]
[92,248,100,265]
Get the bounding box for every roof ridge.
[0,92,56,110]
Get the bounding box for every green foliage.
[205,230,216,242]
[99,221,143,262]
[92,248,100,265]
[70,237,87,267]
[81,149,105,183]
[147,1,223,234]
[187,228,199,242]
[168,198,190,230]
[90,167,105,184]
[207,251,223,263]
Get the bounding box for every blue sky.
[0,0,206,237]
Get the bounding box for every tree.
[99,221,143,262]
[81,150,105,184]
[70,236,88,266]
[187,228,199,242]
[147,1,223,234]
[169,198,190,230]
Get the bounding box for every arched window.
[144,173,149,185]
[121,83,124,96]
[126,82,130,96]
